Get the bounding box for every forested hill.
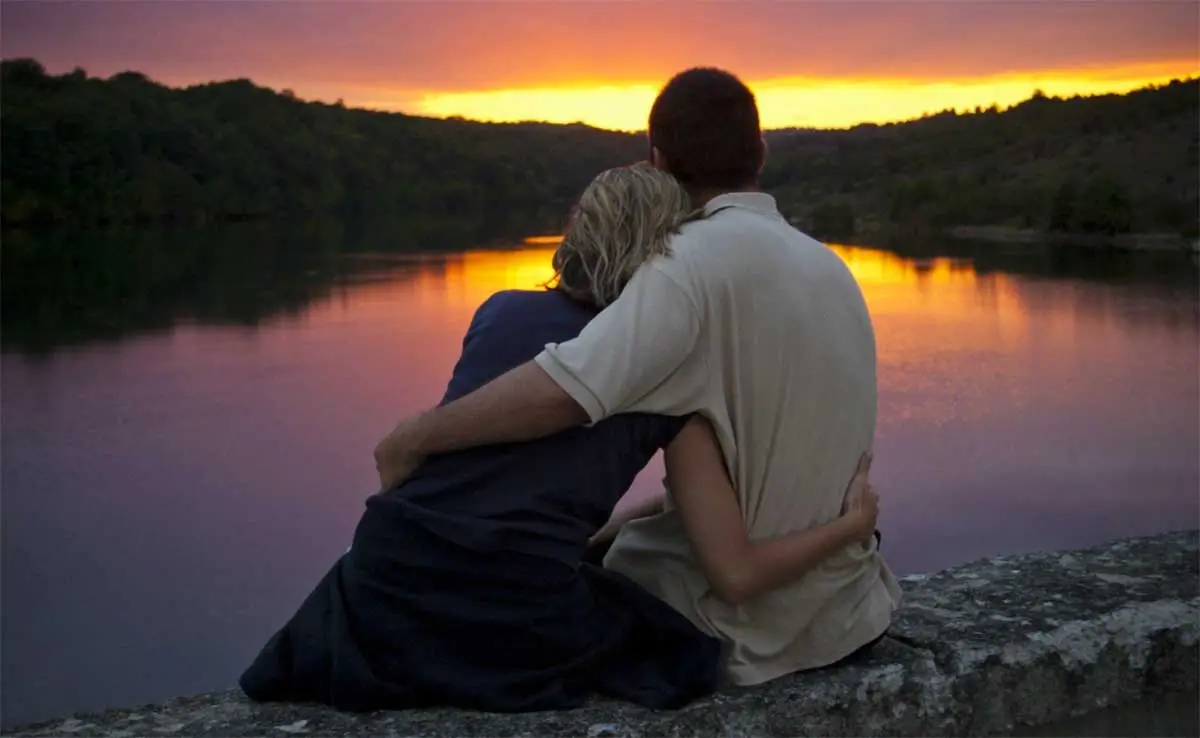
[2,58,1197,237]
[764,81,1199,239]
[0,59,643,228]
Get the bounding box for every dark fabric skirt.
[240,510,723,713]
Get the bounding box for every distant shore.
[791,217,1200,258]
[946,224,1199,253]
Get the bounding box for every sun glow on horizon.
[366,62,1199,131]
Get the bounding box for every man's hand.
[374,416,425,491]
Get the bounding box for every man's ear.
[651,146,668,171]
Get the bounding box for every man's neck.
[688,185,761,208]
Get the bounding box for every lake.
[2,222,1197,727]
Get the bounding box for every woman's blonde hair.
[551,163,701,308]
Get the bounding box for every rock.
[8,530,1198,737]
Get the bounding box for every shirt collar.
[703,191,779,216]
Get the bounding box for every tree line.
[2,58,1196,238]
[765,84,1198,239]
[1,59,642,228]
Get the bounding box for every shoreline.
[945,225,1199,253]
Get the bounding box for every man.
[375,67,901,684]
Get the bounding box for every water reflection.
[5,222,1195,356]
[0,216,553,354]
[1,226,1197,728]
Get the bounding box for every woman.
[240,164,878,713]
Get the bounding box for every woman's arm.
[665,416,876,606]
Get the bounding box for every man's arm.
[401,363,586,454]
[375,362,588,489]
[376,264,701,488]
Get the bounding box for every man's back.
[597,193,902,684]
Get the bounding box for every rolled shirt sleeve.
[534,262,702,423]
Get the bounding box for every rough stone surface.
[8,530,1198,737]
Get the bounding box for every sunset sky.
[3,1,1197,130]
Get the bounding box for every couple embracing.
[241,67,902,712]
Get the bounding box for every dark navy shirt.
[365,289,686,562]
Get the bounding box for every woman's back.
[367,289,684,562]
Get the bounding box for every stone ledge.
[9,530,1198,737]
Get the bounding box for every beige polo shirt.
[533,191,902,686]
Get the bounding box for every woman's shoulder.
[477,288,583,315]
[472,289,593,332]
[444,289,594,403]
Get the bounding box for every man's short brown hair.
[648,68,763,191]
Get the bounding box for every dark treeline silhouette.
[1,59,643,228]
[2,58,1197,238]
[766,84,1199,240]
[2,222,339,352]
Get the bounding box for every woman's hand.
[588,491,667,547]
[840,451,878,540]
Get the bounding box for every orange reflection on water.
[327,243,1035,363]
[321,248,558,325]
[444,248,559,308]
[829,245,1036,428]
[522,235,565,246]
[831,244,1029,337]
[299,241,1194,440]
